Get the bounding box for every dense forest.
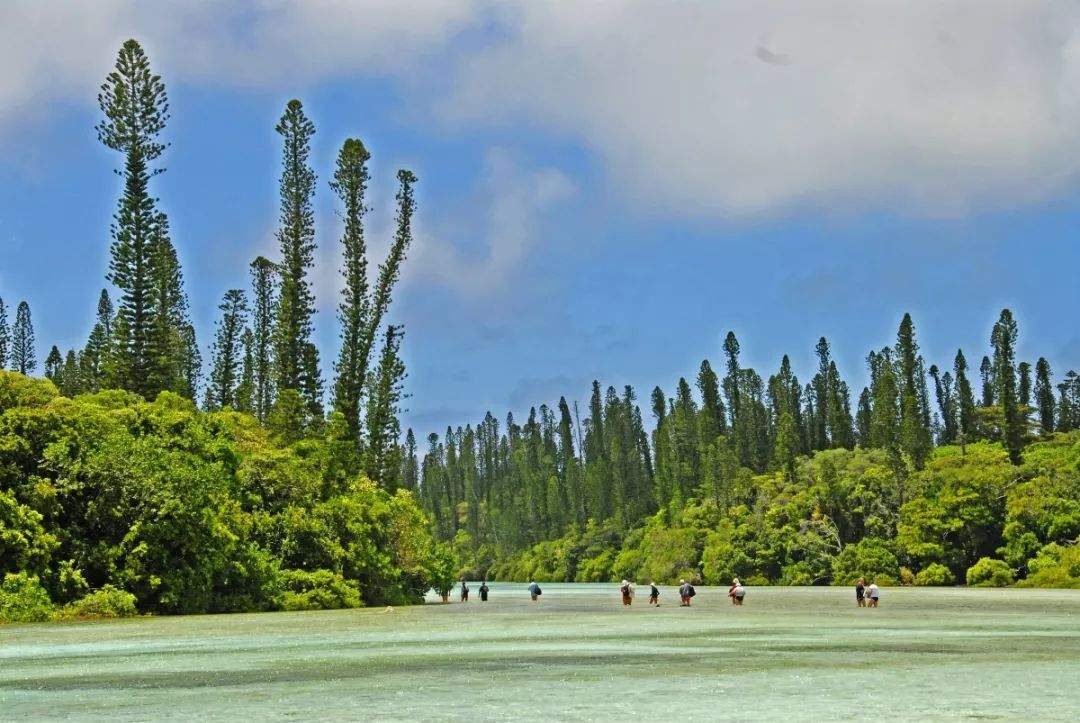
[416,311,1080,589]
[0,40,454,622]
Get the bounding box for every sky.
[2,1,1079,437]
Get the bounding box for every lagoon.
[3,584,1080,720]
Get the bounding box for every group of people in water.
[618,578,746,606]
[450,577,882,608]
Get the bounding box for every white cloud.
[443,1,1080,216]
[0,0,480,128]
[407,148,574,296]
[5,1,1080,219]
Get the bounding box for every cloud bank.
[5,1,1080,219]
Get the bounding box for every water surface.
[3,584,1079,720]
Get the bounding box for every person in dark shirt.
[678,579,694,606]
[460,579,469,602]
[856,577,866,607]
[648,581,660,606]
[479,580,489,602]
[528,581,542,602]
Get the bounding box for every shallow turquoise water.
[2,584,1079,720]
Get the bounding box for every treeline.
[416,309,1080,575]
[0,39,415,491]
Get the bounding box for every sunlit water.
[2,584,1079,720]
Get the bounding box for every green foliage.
[832,538,899,585]
[60,585,138,619]
[914,563,955,586]
[279,569,361,611]
[0,372,450,621]
[966,557,1014,587]
[1018,544,1080,589]
[0,573,54,623]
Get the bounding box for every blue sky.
[2,2,1079,436]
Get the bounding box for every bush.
[60,585,138,619]
[574,550,614,582]
[278,569,361,611]
[966,557,1014,587]
[1017,544,1080,589]
[831,538,899,586]
[914,563,955,586]
[0,573,54,623]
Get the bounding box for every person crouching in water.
[648,581,660,606]
[460,578,469,602]
[728,578,746,606]
[855,577,866,607]
[620,580,634,606]
[479,580,489,602]
[528,581,542,602]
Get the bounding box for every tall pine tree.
[271,100,319,409]
[97,39,175,399]
[10,301,35,374]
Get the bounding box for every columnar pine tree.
[249,256,278,421]
[330,138,372,441]
[363,325,407,490]
[0,297,8,368]
[44,346,63,381]
[97,39,174,399]
[980,355,995,407]
[402,428,419,492]
[208,289,248,409]
[1034,357,1055,433]
[991,309,1023,464]
[235,328,255,414]
[83,290,114,391]
[10,301,35,374]
[149,212,196,396]
[271,100,319,408]
[954,350,977,443]
[896,314,931,468]
[1018,361,1032,407]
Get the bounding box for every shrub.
[0,573,54,623]
[61,585,138,619]
[966,557,1014,587]
[831,538,899,586]
[574,550,615,582]
[278,569,361,611]
[914,563,955,586]
[1017,544,1080,589]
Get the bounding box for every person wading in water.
[648,581,660,606]
[620,580,634,606]
[528,581,542,602]
[479,580,489,602]
[460,579,469,602]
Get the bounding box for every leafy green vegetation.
[471,434,1080,589]
[0,372,446,620]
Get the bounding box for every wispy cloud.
[407,148,574,296]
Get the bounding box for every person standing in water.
[728,578,746,606]
[460,579,469,602]
[678,579,694,606]
[855,577,866,607]
[620,580,633,606]
[867,581,880,607]
[479,580,489,602]
[528,581,542,602]
[648,581,660,606]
